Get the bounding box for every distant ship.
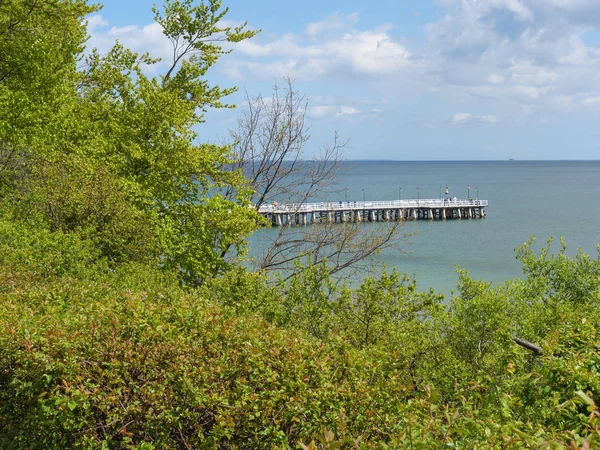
[508,158,515,161]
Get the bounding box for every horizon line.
[340,159,600,162]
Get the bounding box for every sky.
[88,0,600,160]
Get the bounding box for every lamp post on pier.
[345,188,349,203]
[399,186,402,201]
[417,186,420,206]
[468,184,471,200]
[362,188,365,203]
[476,186,479,200]
[439,185,442,199]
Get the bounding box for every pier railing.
[258,199,488,214]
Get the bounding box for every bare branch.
[226,78,408,282]
[513,336,542,354]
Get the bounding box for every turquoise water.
[250,161,600,294]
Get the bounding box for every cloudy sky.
[89,0,600,160]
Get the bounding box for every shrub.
[0,263,416,448]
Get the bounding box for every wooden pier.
[258,199,488,226]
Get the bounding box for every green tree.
[1,0,261,284]
[74,0,261,284]
[24,155,158,265]
[0,0,97,193]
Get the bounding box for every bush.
[3,221,600,449]
[0,261,418,448]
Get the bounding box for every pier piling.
[258,198,488,226]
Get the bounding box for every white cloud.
[583,96,600,105]
[86,17,172,72]
[425,0,600,113]
[233,34,298,58]
[86,1,600,125]
[226,16,415,81]
[487,74,506,84]
[308,104,362,119]
[453,113,498,125]
[548,0,600,25]
[509,59,559,85]
[489,0,534,21]
[513,85,551,98]
[86,15,109,33]
[308,105,337,119]
[338,106,360,116]
[86,13,412,84]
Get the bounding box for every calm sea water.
[250,161,600,295]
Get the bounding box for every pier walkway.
[258,199,488,226]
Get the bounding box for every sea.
[249,161,600,296]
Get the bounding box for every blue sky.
[89,0,600,160]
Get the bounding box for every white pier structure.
[258,199,488,226]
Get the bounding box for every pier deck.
[258,199,488,226]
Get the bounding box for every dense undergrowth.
[2,215,600,448]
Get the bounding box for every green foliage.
[1,0,261,285]
[282,261,340,340]
[154,0,258,87]
[23,155,158,265]
[0,241,417,448]
[3,170,600,449]
[516,237,600,306]
[0,214,105,291]
[443,271,513,372]
[336,270,441,350]
[71,0,261,284]
[537,318,600,445]
[237,260,443,350]
[199,266,285,321]
[0,0,98,193]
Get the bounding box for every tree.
[0,0,97,194]
[1,0,262,285]
[70,0,262,285]
[25,155,158,265]
[227,78,409,282]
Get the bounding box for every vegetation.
[1,1,600,448]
